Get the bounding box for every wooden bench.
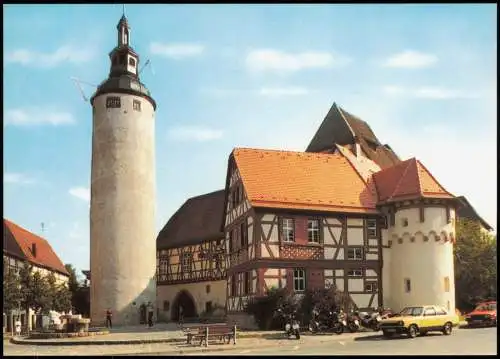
[184,324,237,347]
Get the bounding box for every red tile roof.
[232,148,379,214]
[372,158,454,204]
[3,219,69,276]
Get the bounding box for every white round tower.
[382,199,456,313]
[89,14,157,326]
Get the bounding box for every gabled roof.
[232,148,378,214]
[3,219,69,276]
[372,158,454,204]
[456,196,493,231]
[306,102,401,169]
[156,190,225,250]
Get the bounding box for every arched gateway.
[171,290,197,321]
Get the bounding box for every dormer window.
[31,243,37,258]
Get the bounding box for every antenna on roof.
[70,77,98,102]
[139,59,155,76]
[122,4,125,16]
[41,222,45,234]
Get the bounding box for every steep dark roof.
[156,190,225,250]
[306,102,401,169]
[456,196,493,231]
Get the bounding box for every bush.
[245,287,298,330]
[299,287,348,324]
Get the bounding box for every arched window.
[129,57,136,67]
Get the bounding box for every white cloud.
[383,50,438,69]
[5,108,76,127]
[150,42,205,59]
[382,85,479,100]
[4,173,36,185]
[5,45,94,68]
[69,187,90,203]
[168,126,224,142]
[259,86,309,97]
[246,49,350,73]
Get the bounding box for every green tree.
[30,271,53,315]
[63,263,90,316]
[3,265,22,314]
[46,272,72,313]
[454,218,497,312]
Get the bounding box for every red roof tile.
[372,158,454,204]
[232,148,378,214]
[3,219,69,276]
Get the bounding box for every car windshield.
[399,307,423,316]
[475,303,496,311]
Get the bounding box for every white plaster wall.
[325,269,334,277]
[351,294,375,309]
[347,218,363,226]
[262,214,275,222]
[324,247,335,259]
[326,218,342,225]
[337,248,344,260]
[156,280,226,321]
[90,93,156,326]
[348,279,364,292]
[365,269,377,277]
[335,279,344,291]
[347,227,364,245]
[335,269,344,277]
[387,206,456,312]
[366,253,378,260]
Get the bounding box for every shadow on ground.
[354,332,447,342]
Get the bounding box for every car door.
[435,306,451,326]
[422,306,438,329]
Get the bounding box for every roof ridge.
[387,158,415,202]
[235,147,342,158]
[414,159,424,197]
[336,105,356,140]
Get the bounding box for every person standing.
[105,308,113,329]
[147,302,154,328]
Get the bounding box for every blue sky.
[3,4,497,276]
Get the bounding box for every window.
[401,218,409,227]
[240,222,247,247]
[293,269,306,292]
[419,207,425,223]
[404,278,411,293]
[159,257,168,275]
[129,57,136,67]
[282,218,295,242]
[390,211,395,226]
[347,247,363,260]
[206,285,211,294]
[231,275,237,296]
[436,307,448,315]
[133,99,141,112]
[347,269,363,277]
[308,219,320,243]
[181,253,192,273]
[444,276,450,292]
[365,282,377,292]
[424,307,436,316]
[205,301,213,313]
[367,219,377,237]
[243,272,250,295]
[163,301,170,312]
[106,96,121,108]
[228,232,233,253]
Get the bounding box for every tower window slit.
[106,96,121,108]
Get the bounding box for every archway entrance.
[171,290,197,322]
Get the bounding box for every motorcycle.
[276,308,301,339]
[345,311,361,333]
[328,310,345,335]
[309,308,330,334]
[356,310,382,331]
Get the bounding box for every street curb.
[9,331,368,347]
[114,333,369,356]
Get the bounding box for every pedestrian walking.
[105,308,113,329]
[15,318,21,336]
[147,302,154,327]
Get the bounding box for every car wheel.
[382,331,393,338]
[408,325,418,339]
[442,322,452,335]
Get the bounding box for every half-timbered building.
[3,219,70,332]
[154,101,489,327]
[156,190,227,321]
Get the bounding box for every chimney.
[31,243,37,257]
